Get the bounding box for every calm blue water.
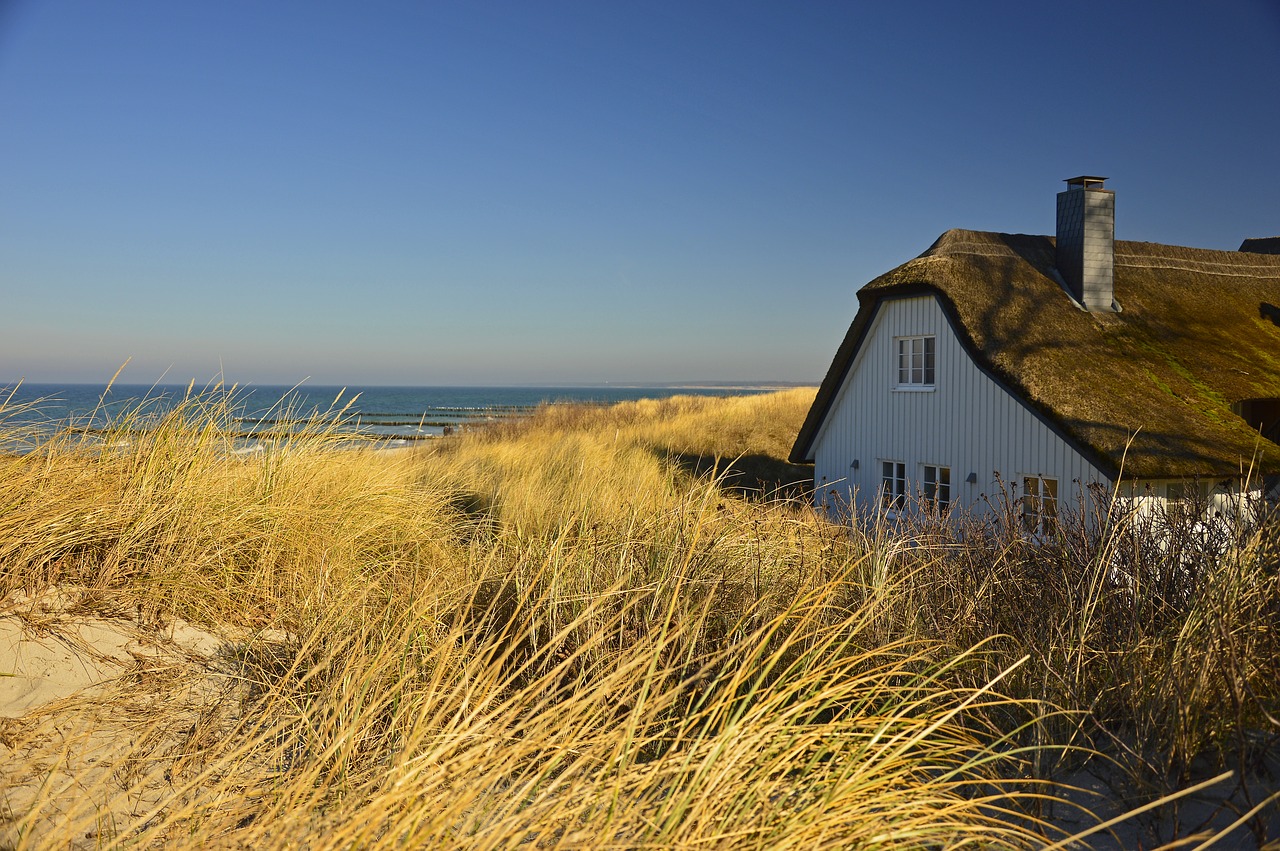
[0,383,778,447]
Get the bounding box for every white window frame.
[1021,475,1059,536]
[881,460,906,512]
[921,464,951,511]
[895,335,936,389]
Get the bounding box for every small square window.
[896,336,936,387]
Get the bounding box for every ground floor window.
[1164,479,1211,520]
[1165,480,1210,503]
[1022,476,1059,534]
[922,464,951,510]
[881,461,906,511]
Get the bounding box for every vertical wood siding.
[811,295,1110,518]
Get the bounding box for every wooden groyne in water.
[62,426,441,442]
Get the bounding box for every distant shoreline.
[3,381,816,391]
[2,384,815,449]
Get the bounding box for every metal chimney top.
[1064,176,1109,189]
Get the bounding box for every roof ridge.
[1115,256,1280,278]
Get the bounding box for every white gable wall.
[811,295,1111,518]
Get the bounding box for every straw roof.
[791,229,1280,479]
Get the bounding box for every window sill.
[893,385,936,392]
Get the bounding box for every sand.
[1,588,225,719]
[0,586,261,848]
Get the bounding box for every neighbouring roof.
[791,229,1280,479]
[1240,237,1280,255]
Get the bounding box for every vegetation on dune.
[0,386,1276,848]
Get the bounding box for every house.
[790,177,1280,528]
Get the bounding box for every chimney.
[1056,176,1115,311]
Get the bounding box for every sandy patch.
[0,591,227,719]
[0,587,259,848]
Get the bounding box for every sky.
[2,0,1279,387]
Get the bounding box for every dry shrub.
[877,490,1280,842]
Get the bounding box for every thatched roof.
[791,229,1280,479]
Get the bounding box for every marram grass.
[0,386,1275,848]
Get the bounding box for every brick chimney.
[1056,176,1115,311]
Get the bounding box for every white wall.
[811,295,1110,519]
[1113,478,1264,525]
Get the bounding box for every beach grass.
[0,386,1276,847]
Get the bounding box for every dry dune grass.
[0,386,1276,848]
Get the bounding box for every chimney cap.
[1064,175,1109,189]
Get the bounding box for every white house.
[790,177,1280,528]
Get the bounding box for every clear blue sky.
[3,0,1278,386]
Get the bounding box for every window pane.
[1166,481,1205,503]
[1020,477,1059,533]
[880,462,904,510]
[1021,477,1039,532]
[1043,478,1058,520]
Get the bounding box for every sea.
[0,382,783,451]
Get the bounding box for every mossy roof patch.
[791,229,1280,478]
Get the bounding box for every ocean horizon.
[1,381,800,444]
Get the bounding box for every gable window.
[1022,476,1059,535]
[921,465,951,510]
[896,336,936,387]
[881,461,906,511]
